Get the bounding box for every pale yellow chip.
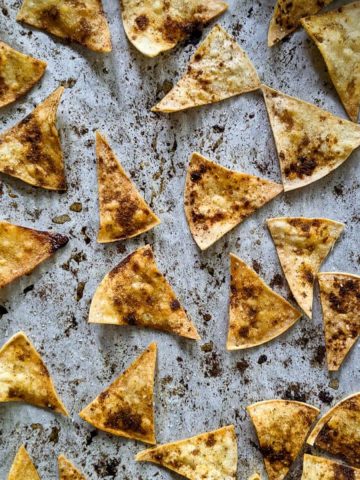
[0,41,46,108]
[301,2,360,122]
[58,455,86,479]
[301,454,360,480]
[17,0,111,53]
[8,445,41,480]
[268,0,332,46]
[262,85,360,191]
[307,392,360,468]
[318,272,360,371]
[247,400,319,480]
[89,245,200,339]
[0,332,68,415]
[96,132,160,243]
[184,153,283,250]
[227,253,301,350]
[0,87,66,190]
[248,475,262,480]
[0,220,68,288]
[121,0,228,57]
[79,343,156,444]
[267,217,344,318]
[136,425,238,480]
[152,25,260,112]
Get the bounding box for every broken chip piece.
[79,343,157,444]
[184,152,283,250]
[136,425,238,480]
[58,455,86,479]
[267,217,344,318]
[152,25,260,112]
[0,331,68,415]
[8,445,41,480]
[301,454,360,480]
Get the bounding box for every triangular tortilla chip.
[121,0,227,57]
[58,455,86,480]
[249,475,262,480]
[0,220,68,288]
[268,0,332,46]
[0,41,46,108]
[89,245,200,339]
[318,272,360,371]
[247,400,319,480]
[301,2,360,122]
[0,87,66,190]
[152,25,260,112]
[227,254,301,350]
[17,0,111,53]
[136,425,238,479]
[262,85,360,191]
[96,132,160,243]
[0,332,68,415]
[79,344,156,444]
[307,392,360,468]
[8,445,41,480]
[184,153,283,250]
[301,454,360,480]
[267,217,344,318]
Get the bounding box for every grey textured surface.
[0,0,359,478]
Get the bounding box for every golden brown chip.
[0,220,68,288]
[17,0,111,52]
[121,0,227,57]
[79,343,156,444]
[0,41,46,108]
[268,0,332,46]
[301,454,360,480]
[301,2,360,122]
[89,245,200,339]
[247,400,319,480]
[136,425,238,479]
[8,445,41,480]
[96,132,160,243]
[318,272,360,371]
[184,153,283,250]
[227,253,301,350]
[267,217,344,318]
[152,25,260,112]
[0,332,68,415]
[307,392,360,468]
[58,455,86,479]
[262,85,360,191]
[0,87,66,190]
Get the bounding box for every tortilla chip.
[301,454,360,480]
[0,220,68,288]
[0,41,46,108]
[89,245,200,339]
[17,0,111,53]
[262,85,360,191]
[227,254,301,350]
[248,474,262,480]
[268,0,332,46]
[96,132,160,243]
[58,455,86,480]
[136,425,237,479]
[307,392,360,468]
[0,331,68,415]
[318,272,360,371]
[121,0,227,57]
[152,25,260,112]
[8,445,41,480]
[184,153,282,250]
[247,400,319,480]
[267,217,344,318]
[0,87,66,190]
[79,343,156,444]
[301,2,360,122]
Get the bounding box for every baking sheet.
[0,0,359,478]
